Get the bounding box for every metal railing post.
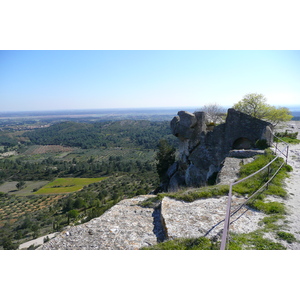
[220,183,233,250]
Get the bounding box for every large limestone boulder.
[37,196,164,250]
[171,111,198,140]
[161,196,265,240]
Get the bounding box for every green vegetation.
[143,236,216,250]
[23,120,176,150]
[0,170,160,249]
[259,215,285,231]
[232,149,291,199]
[148,148,294,250]
[138,195,163,208]
[35,177,106,194]
[233,93,293,126]
[228,231,286,250]
[16,181,26,190]
[276,231,297,244]
[274,131,300,144]
[247,200,286,214]
[0,112,298,250]
[167,185,229,202]
[0,118,173,249]
[156,139,176,182]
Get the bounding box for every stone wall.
[167,108,273,191]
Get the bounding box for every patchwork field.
[23,145,76,155]
[34,177,107,194]
[0,181,49,196]
[0,194,64,226]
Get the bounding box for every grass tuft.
[142,236,217,250]
[228,231,286,250]
[167,185,229,202]
[247,200,286,214]
[276,231,297,244]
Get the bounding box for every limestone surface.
[38,195,162,250]
[161,196,265,240]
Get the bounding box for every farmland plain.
[34,177,107,194]
[0,114,171,249]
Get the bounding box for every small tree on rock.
[195,103,225,124]
[156,139,176,182]
[233,93,292,127]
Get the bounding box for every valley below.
[0,111,299,250]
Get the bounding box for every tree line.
[23,120,177,149]
[0,155,155,182]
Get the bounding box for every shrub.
[259,215,285,231]
[228,231,286,250]
[276,231,296,243]
[275,131,298,139]
[248,200,286,214]
[170,185,229,202]
[255,139,269,149]
[143,236,215,250]
[274,131,300,144]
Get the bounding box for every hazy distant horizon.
[1,105,300,118]
[1,51,300,113]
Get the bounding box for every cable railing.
[220,134,289,250]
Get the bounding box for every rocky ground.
[161,196,265,240]
[269,121,300,249]
[37,195,163,250]
[275,142,300,249]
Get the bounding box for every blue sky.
[1,50,299,112]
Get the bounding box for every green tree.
[156,139,176,181]
[233,93,292,126]
[265,106,293,127]
[16,180,26,190]
[67,209,79,224]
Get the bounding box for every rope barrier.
[220,133,289,250]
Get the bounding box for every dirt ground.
[0,181,49,196]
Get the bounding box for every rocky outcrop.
[167,108,273,191]
[38,193,266,250]
[38,195,165,250]
[161,196,265,239]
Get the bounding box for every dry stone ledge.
[38,195,162,250]
[161,196,266,240]
[216,157,255,185]
[38,194,266,250]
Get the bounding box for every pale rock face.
[37,195,165,250]
[37,194,266,250]
[161,197,265,240]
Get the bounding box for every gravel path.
[19,232,59,249]
[272,121,300,249]
[281,142,300,249]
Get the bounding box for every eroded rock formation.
[167,108,273,191]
